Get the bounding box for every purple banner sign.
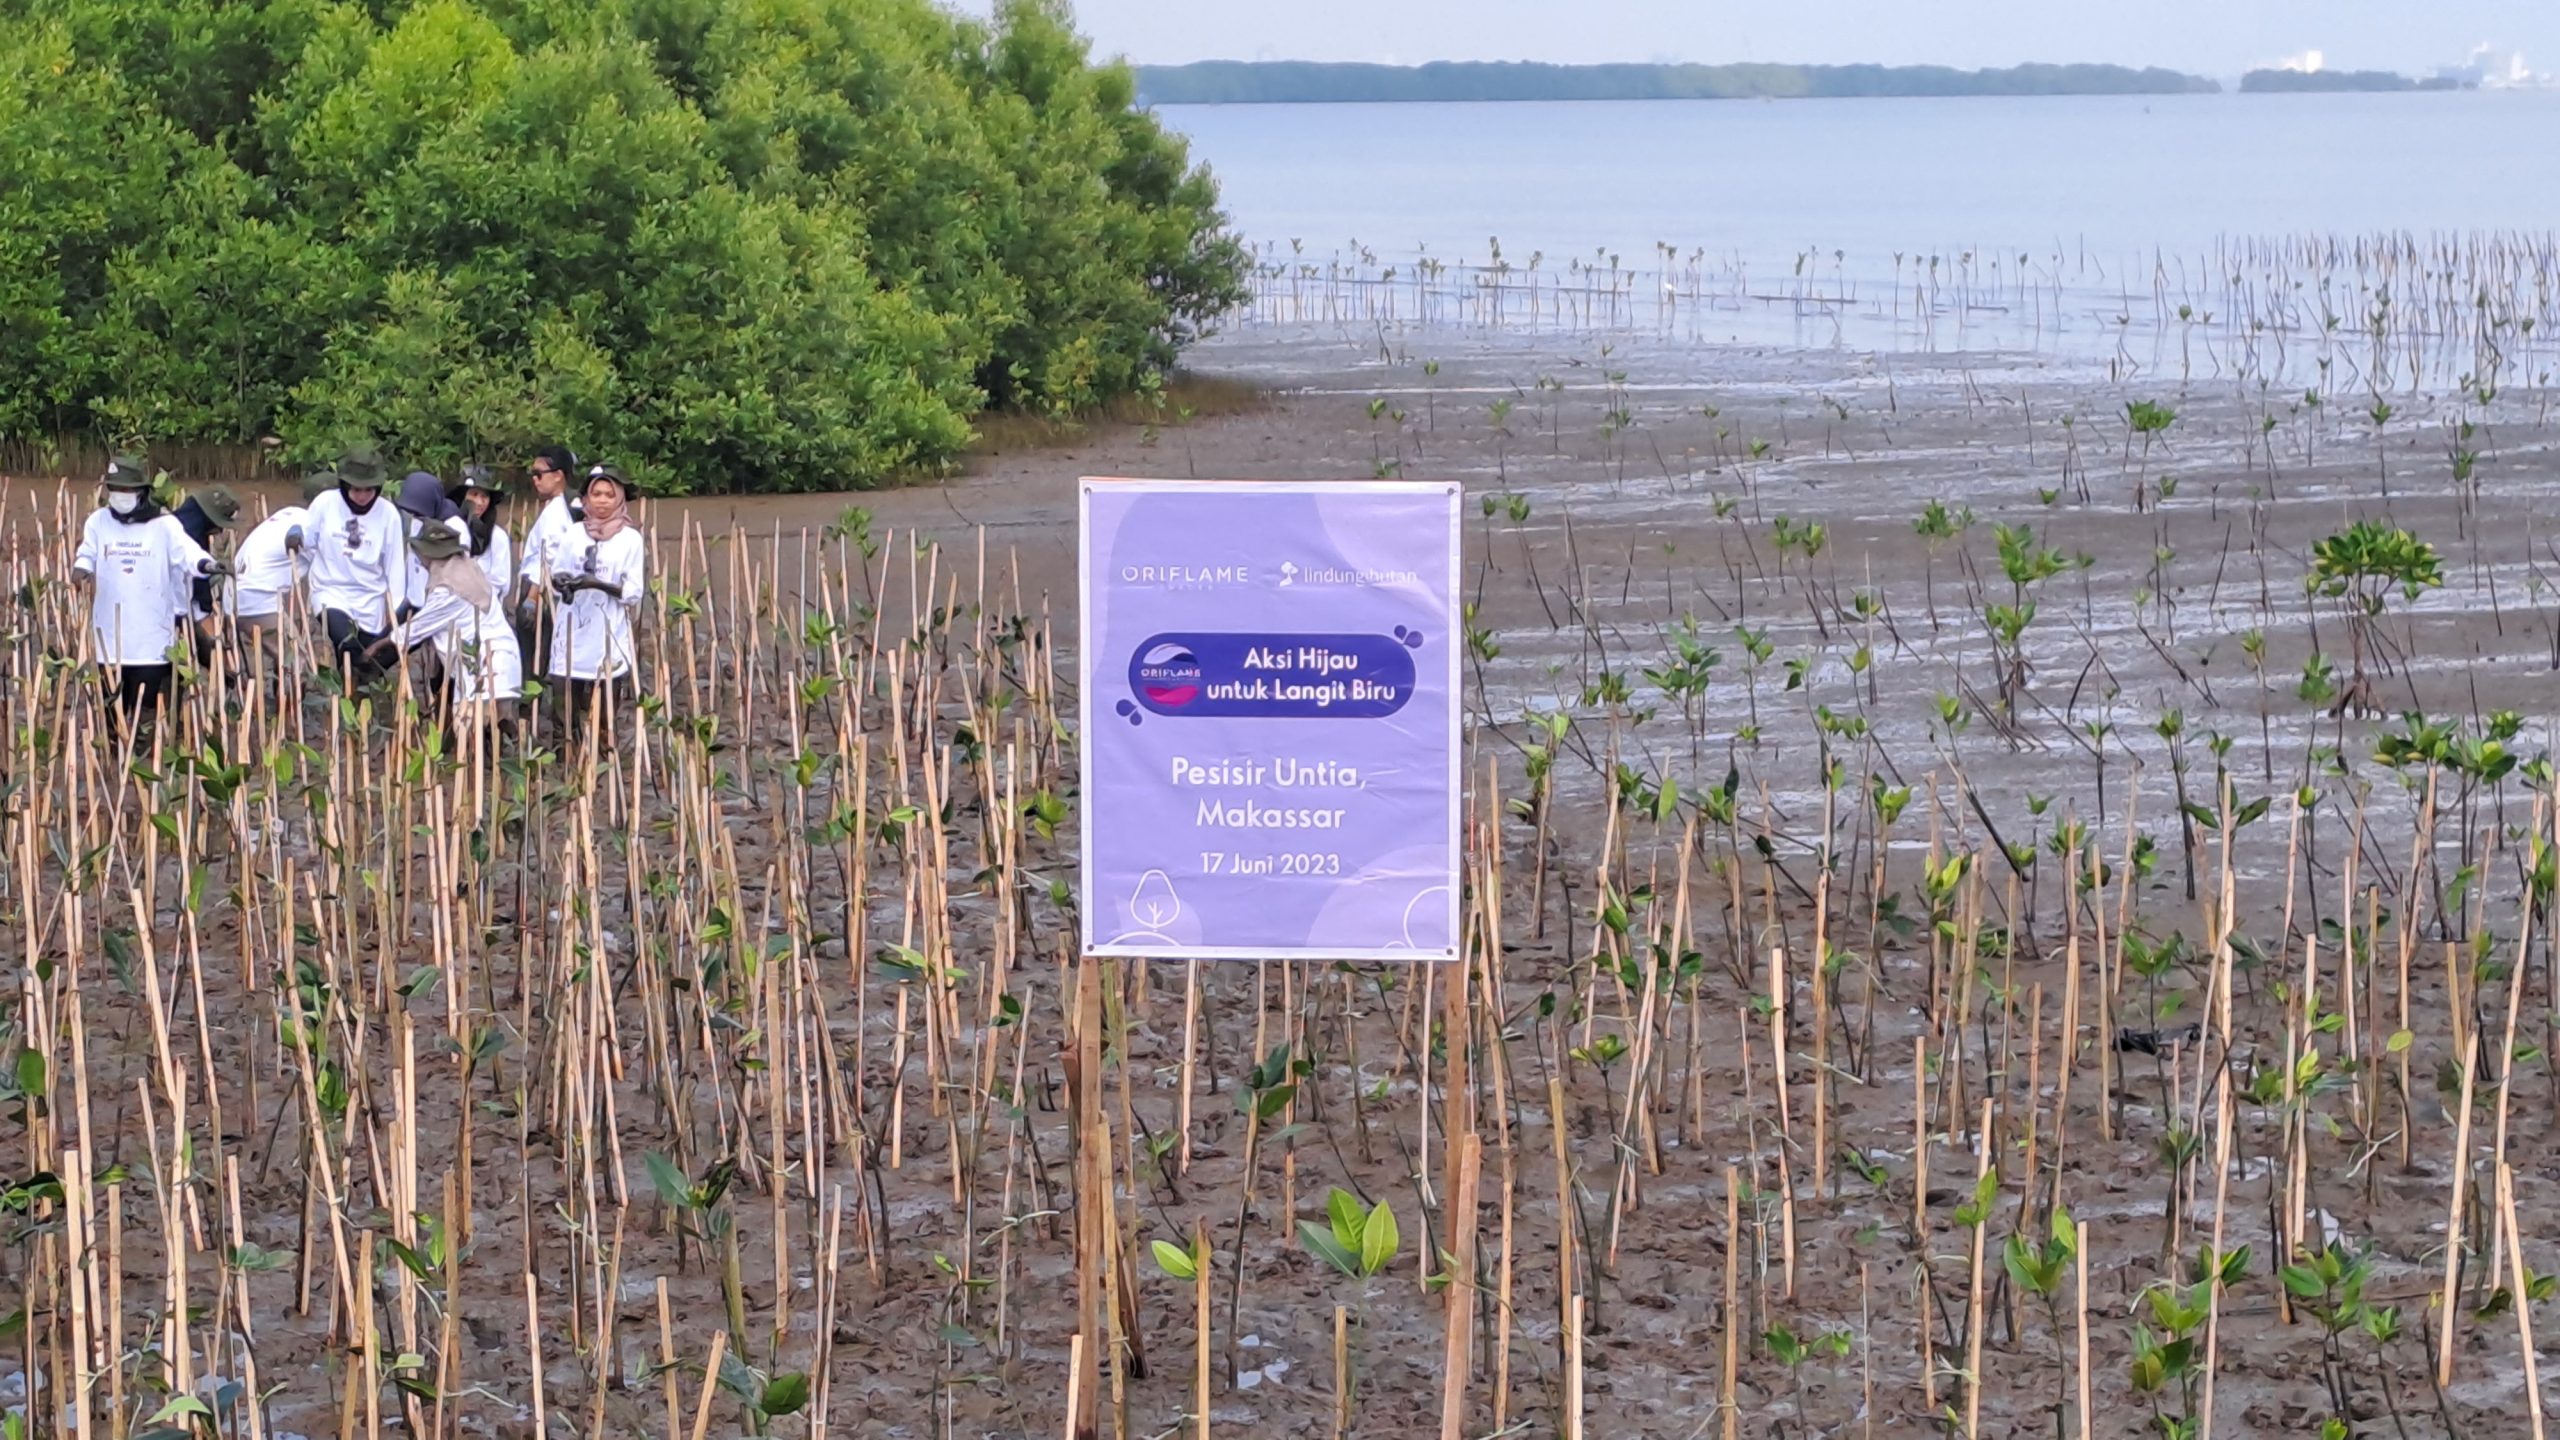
[1080,479,1461,961]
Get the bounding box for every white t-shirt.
[74,510,211,665]
[473,525,514,608]
[520,494,579,588]
[403,570,523,704]
[302,489,407,629]
[546,527,645,681]
[227,505,310,618]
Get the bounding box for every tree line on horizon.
[1135,58,2488,106]
[2237,67,2468,93]
[1133,59,2223,105]
[0,0,1250,493]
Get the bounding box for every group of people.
[69,446,647,739]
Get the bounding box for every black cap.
[581,462,633,497]
[102,456,153,491]
[455,464,501,495]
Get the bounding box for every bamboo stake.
[2074,1216,2093,1440]
[2497,1162,2547,1440]
[2436,1035,2480,1386]
[686,1327,728,1440]
[1963,1099,1991,1440]
[1193,1216,1211,1440]
[1721,1165,1740,1440]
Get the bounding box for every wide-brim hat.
[337,447,388,489]
[194,485,242,529]
[102,456,153,491]
[409,524,467,561]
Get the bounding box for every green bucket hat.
[194,485,242,529]
[409,524,467,561]
[337,447,388,489]
[102,456,153,491]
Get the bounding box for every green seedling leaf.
[1298,1220,1359,1278]
[1151,1240,1198,1282]
[759,1372,811,1417]
[1327,1187,1366,1252]
[1360,1200,1400,1277]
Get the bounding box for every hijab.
[581,478,628,543]
[396,470,459,524]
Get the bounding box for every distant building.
[2436,44,2540,89]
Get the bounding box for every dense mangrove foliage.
[0,0,1249,490]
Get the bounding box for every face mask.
[107,492,140,515]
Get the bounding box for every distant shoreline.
[1134,59,2484,106]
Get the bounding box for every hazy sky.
[968,0,2557,77]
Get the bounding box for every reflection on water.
[1229,232,2560,391]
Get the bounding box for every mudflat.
[4,311,2557,1438]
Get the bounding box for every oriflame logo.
[1135,642,1202,707]
[1119,563,1249,589]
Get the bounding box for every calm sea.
[1159,90,2560,373]
[1159,89,2560,275]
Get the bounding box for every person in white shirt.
[391,522,522,731]
[224,470,338,708]
[547,462,644,745]
[380,469,472,690]
[451,465,514,606]
[169,486,240,662]
[301,451,408,684]
[228,471,338,632]
[69,456,224,735]
[514,445,580,676]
